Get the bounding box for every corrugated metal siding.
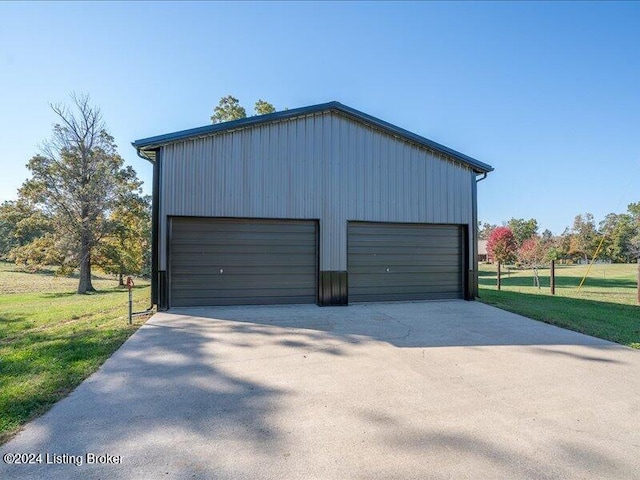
[159,112,474,271]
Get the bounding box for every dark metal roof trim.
[132,101,493,173]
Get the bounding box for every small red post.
[550,260,555,295]
[497,262,501,291]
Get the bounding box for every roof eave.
[132,101,494,173]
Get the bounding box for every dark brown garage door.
[169,218,317,307]
[348,222,463,302]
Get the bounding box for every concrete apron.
[1,301,639,479]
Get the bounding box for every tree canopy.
[14,94,146,293]
[94,194,151,285]
[254,99,276,115]
[486,227,517,264]
[211,95,247,123]
[568,213,598,262]
[518,236,549,288]
[507,218,538,247]
[0,200,51,260]
[211,95,276,123]
[478,222,497,241]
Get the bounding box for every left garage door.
[169,218,317,307]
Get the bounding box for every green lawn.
[0,261,151,444]
[478,262,640,349]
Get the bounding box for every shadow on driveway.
[1,301,638,479]
[172,300,625,351]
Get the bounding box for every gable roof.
[132,101,493,174]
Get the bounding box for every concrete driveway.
[1,301,639,479]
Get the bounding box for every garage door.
[348,222,463,302]
[169,218,317,307]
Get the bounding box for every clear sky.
[1,1,638,234]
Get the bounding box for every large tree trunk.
[77,233,95,294]
[118,273,124,287]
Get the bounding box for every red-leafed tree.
[518,236,548,289]
[486,227,517,264]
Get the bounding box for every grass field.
[0,261,151,444]
[478,262,640,349]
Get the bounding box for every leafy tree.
[541,229,553,242]
[599,213,635,262]
[556,227,572,260]
[545,245,561,262]
[518,236,548,288]
[486,226,517,264]
[18,94,143,293]
[0,200,52,258]
[254,99,276,116]
[507,218,538,246]
[627,202,640,260]
[94,195,151,285]
[211,95,277,123]
[211,95,247,123]
[478,222,497,241]
[568,213,598,262]
[9,234,67,272]
[628,202,640,220]
[629,236,640,261]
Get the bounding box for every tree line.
[480,207,640,266]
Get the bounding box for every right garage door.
[347,222,463,302]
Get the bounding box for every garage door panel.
[349,257,461,268]
[349,250,461,260]
[350,272,460,286]
[349,265,460,274]
[172,234,315,246]
[350,284,462,294]
[348,222,463,302]
[351,291,461,302]
[348,248,461,257]
[347,235,460,246]
[170,276,316,289]
[348,224,457,235]
[172,222,314,235]
[170,218,317,307]
[173,287,317,297]
[175,248,315,262]
[173,295,316,307]
[349,281,461,291]
[171,265,316,275]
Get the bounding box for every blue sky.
[1,1,638,234]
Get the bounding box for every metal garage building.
[133,102,492,309]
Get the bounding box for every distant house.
[478,240,488,262]
[576,258,612,265]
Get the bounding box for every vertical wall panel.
[159,112,476,272]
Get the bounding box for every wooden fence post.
[497,262,501,291]
[637,259,639,305]
[550,260,555,295]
